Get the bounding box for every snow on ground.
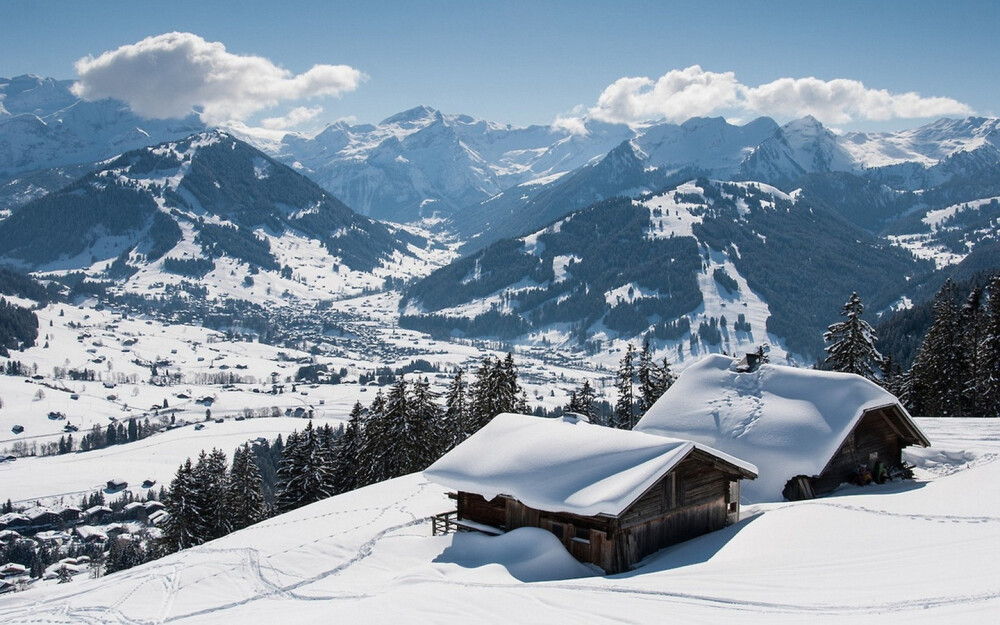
[0,418,998,623]
[640,183,706,239]
[0,417,309,505]
[887,233,966,269]
[0,302,370,456]
[922,195,1000,228]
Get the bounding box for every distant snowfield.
[0,418,317,504]
[1,418,997,623]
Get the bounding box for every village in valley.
[0,274,997,622]
[3,3,1000,621]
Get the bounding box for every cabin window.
[549,521,564,540]
[573,526,591,544]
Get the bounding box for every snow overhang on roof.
[424,412,757,518]
[636,354,931,503]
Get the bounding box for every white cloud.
[72,32,365,124]
[261,106,324,130]
[742,77,974,124]
[589,66,741,124]
[551,105,589,136]
[578,66,974,126]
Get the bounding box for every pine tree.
[880,355,905,400]
[981,274,1000,417]
[442,369,468,449]
[160,458,201,553]
[637,338,674,414]
[410,376,445,467]
[823,292,882,381]
[226,444,268,531]
[380,378,412,479]
[191,448,230,542]
[566,380,598,423]
[500,353,524,414]
[468,357,496,433]
[960,286,986,417]
[274,421,335,513]
[357,390,388,486]
[909,280,965,417]
[468,354,525,433]
[637,337,656,414]
[613,343,636,429]
[333,402,364,494]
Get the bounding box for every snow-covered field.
[1,417,997,623]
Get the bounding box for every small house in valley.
[636,354,930,502]
[424,413,757,574]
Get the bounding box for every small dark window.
[549,522,564,540]
[573,526,591,544]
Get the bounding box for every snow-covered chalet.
[635,354,930,502]
[424,412,757,574]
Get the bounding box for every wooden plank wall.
[813,409,906,495]
[457,492,506,528]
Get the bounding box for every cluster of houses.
[0,500,166,536]
[0,496,166,590]
[425,354,930,574]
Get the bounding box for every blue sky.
[3,0,997,131]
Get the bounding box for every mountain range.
[2,74,999,361]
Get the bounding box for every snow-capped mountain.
[634,115,778,175]
[402,180,928,360]
[263,106,638,223]
[841,116,1000,167]
[736,116,857,186]
[0,75,204,179]
[0,131,448,304]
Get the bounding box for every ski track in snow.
[1,483,433,624]
[3,425,1000,623]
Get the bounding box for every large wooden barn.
[424,413,757,574]
[636,354,931,502]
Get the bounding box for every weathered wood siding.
[610,454,731,572]
[812,408,907,495]
[457,492,506,528]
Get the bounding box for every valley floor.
[1,417,998,624]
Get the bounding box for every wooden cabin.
[424,413,757,574]
[636,354,930,503]
[782,402,930,500]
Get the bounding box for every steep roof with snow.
[423,412,756,518]
[635,354,929,502]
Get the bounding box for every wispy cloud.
[72,32,365,124]
[561,65,974,128]
[741,77,974,124]
[261,106,324,130]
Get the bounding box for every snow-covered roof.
[85,505,112,515]
[75,526,108,541]
[636,354,930,503]
[424,413,756,518]
[23,506,58,520]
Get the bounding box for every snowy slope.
[738,116,857,186]
[0,130,456,304]
[0,75,204,180]
[0,418,996,623]
[841,116,1000,167]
